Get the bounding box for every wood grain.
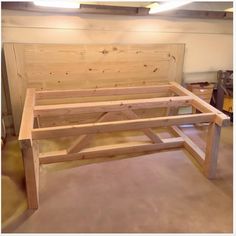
[4,43,185,133]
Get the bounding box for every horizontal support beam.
[169,126,205,167]
[170,82,230,126]
[32,113,215,140]
[2,2,149,16]
[35,85,171,100]
[191,100,229,127]
[39,137,184,164]
[34,96,192,117]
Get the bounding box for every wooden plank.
[3,43,24,134]
[27,61,171,82]
[169,126,205,166]
[191,100,230,126]
[39,137,184,164]
[68,109,163,154]
[20,139,39,209]
[19,88,36,142]
[122,109,163,143]
[165,92,179,116]
[67,112,112,153]
[170,82,230,126]
[35,84,171,100]
[204,123,221,179]
[4,43,185,132]
[34,96,192,117]
[18,88,39,209]
[32,113,215,140]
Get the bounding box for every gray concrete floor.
[2,125,233,233]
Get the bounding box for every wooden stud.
[32,113,215,140]
[20,139,39,209]
[68,109,164,153]
[34,96,192,117]
[3,44,24,134]
[67,112,113,153]
[169,126,205,167]
[122,109,163,143]
[204,123,221,179]
[39,137,184,164]
[35,85,171,100]
[170,82,230,126]
[18,88,39,209]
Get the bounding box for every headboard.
[4,43,185,134]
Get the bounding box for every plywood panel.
[4,43,185,134]
[2,28,232,73]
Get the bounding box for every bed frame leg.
[203,123,221,179]
[20,139,39,209]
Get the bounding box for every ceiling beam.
[1,2,233,19]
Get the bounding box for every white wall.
[2,9,233,83]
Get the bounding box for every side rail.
[169,82,230,179]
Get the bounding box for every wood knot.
[100,49,109,54]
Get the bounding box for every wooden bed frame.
[19,82,229,209]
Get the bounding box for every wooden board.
[4,43,185,134]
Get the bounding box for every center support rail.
[18,82,230,209]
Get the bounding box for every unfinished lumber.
[166,92,180,116]
[39,137,184,164]
[18,88,39,209]
[122,109,163,143]
[32,113,215,140]
[67,109,163,154]
[169,126,205,167]
[204,123,221,178]
[4,43,186,134]
[4,44,23,135]
[18,82,230,209]
[170,82,230,126]
[35,84,171,100]
[67,112,113,153]
[34,96,192,117]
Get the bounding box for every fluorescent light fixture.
[33,0,80,8]
[146,2,160,9]
[225,7,233,12]
[149,0,193,14]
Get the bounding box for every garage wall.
[2,9,233,80]
[1,9,233,134]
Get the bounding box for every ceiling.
[82,1,233,11]
[1,1,233,19]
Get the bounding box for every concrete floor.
[1,125,233,233]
